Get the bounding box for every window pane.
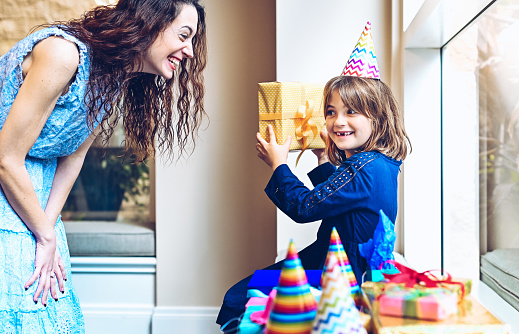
[442,0,519,280]
[62,124,150,224]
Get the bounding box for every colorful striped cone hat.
[312,254,367,334]
[341,21,380,79]
[321,227,363,306]
[265,240,318,334]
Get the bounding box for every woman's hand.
[53,247,67,295]
[24,232,58,306]
[256,125,292,171]
[312,130,329,165]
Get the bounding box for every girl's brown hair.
[52,0,208,162]
[323,76,411,165]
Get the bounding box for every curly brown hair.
[323,76,411,165]
[50,0,208,162]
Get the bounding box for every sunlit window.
[442,0,519,310]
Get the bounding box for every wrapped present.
[362,277,471,304]
[235,291,268,334]
[378,285,458,321]
[238,304,266,334]
[369,260,472,303]
[372,295,511,334]
[258,82,326,154]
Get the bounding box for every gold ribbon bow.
[295,99,319,166]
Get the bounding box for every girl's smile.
[326,89,372,158]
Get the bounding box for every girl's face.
[141,5,198,79]
[325,89,373,158]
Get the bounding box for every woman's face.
[141,4,198,79]
[325,89,372,158]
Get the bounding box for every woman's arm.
[43,131,97,296]
[0,36,80,305]
[45,132,97,225]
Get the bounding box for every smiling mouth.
[335,131,353,137]
[168,56,180,67]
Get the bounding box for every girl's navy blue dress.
[217,151,402,328]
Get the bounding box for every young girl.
[217,74,410,329]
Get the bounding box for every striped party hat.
[312,254,367,334]
[341,21,380,79]
[321,227,363,306]
[265,240,318,334]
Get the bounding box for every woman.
[0,0,207,331]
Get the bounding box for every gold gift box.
[258,82,326,151]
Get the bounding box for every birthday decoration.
[341,21,380,79]
[265,240,318,334]
[322,227,362,306]
[359,210,397,282]
[312,254,367,334]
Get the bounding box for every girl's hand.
[312,130,329,165]
[25,233,57,306]
[256,125,292,171]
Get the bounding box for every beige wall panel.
[155,0,277,307]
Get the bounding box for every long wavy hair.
[323,76,411,165]
[51,0,207,162]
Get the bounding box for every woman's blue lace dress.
[0,27,93,333]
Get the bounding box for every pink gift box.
[378,285,458,321]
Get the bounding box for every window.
[442,0,519,309]
[62,123,150,223]
[61,122,155,258]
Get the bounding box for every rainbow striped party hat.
[341,21,380,79]
[321,227,362,306]
[265,240,318,334]
[312,254,367,334]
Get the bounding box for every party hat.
[341,21,380,79]
[312,254,367,334]
[265,240,318,334]
[321,227,362,306]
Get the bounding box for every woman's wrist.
[33,227,56,244]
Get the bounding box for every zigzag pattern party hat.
[312,254,367,334]
[341,21,380,79]
[265,240,318,334]
[321,227,363,306]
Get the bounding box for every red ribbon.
[380,260,465,301]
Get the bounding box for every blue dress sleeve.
[265,154,376,223]
[307,162,336,186]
